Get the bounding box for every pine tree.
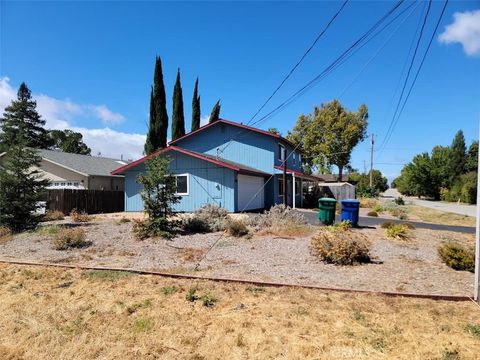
[0,82,50,152]
[209,100,221,123]
[0,134,49,232]
[171,69,185,141]
[191,78,201,131]
[144,56,169,154]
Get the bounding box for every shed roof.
[38,149,127,177]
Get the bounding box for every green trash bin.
[318,197,337,225]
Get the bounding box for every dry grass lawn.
[0,264,479,359]
[405,205,475,227]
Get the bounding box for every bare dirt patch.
[0,218,474,296]
[0,264,479,359]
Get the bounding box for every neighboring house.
[314,174,351,183]
[0,149,126,191]
[317,182,356,201]
[112,119,317,212]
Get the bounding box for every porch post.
[292,173,296,209]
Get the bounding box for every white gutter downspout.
[292,172,296,209]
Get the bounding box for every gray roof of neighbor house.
[313,174,350,182]
[38,149,127,177]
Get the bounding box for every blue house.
[112,119,316,212]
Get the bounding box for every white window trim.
[293,152,296,165]
[174,173,189,196]
[278,143,285,161]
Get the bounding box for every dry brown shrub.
[225,218,249,237]
[311,228,371,265]
[252,204,312,237]
[367,211,378,217]
[70,209,90,223]
[359,198,378,208]
[0,226,12,243]
[53,228,90,250]
[43,210,65,221]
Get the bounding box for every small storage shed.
[318,182,355,202]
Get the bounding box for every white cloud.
[439,9,480,56]
[0,77,145,160]
[200,115,210,127]
[87,105,125,125]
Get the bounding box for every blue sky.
[1,0,479,179]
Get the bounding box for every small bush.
[381,221,394,229]
[373,204,384,213]
[132,218,174,240]
[386,224,409,240]
[200,294,217,307]
[53,228,90,250]
[0,225,12,243]
[398,213,408,220]
[186,286,199,302]
[36,224,62,235]
[403,222,415,230]
[181,216,211,234]
[394,197,405,205]
[311,228,371,265]
[70,209,90,223]
[367,211,378,217]
[225,218,249,237]
[249,204,310,236]
[43,210,65,222]
[359,198,378,208]
[118,217,131,224]
[438,243,474,272]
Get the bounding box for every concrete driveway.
[382,188,477,218]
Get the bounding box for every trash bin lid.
[341,199,360,203]
[319,197,337,203]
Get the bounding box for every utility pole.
[474,120,480,301]
[283,144,287,205]
[370,133,374,188]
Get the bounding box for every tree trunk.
[338,166,343,182]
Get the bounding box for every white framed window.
[174,173,189,195]
[278,178,284,197]
[293,152,296,165]
[278,143,285,161]
[299,154,302,164]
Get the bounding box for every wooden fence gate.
[46,189,124,214]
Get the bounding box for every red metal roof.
[111,145,269,176]
[273,165,318,181]
[168,118,296,148]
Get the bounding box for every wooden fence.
[46,189,124,215]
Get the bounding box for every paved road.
[296,209,475,234]
[383,188,477,218]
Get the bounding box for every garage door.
[238,174,264,211]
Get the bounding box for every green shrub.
[200,294,217,307]
[438,243,474,272]
[394,197,405,205]
[53,228,90,250]
[36,224,62,235]
[132,218,174,240]
[367,211,378,217]
[186,286,199,302]
[311,228,371,265]
[225,218,249,237]
[385,224,409,240]
[373,204,384,213]
[181,216,211,234]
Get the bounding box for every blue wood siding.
[174,122,303,174]
[124,151,236,212]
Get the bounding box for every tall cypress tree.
[144,56,168,154]
[0,82,50,152]
[144,86,157,155]
[191,78,201,131]
[171,69,185,141]
[209,100,221,124]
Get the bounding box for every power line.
[249,0,407,128]
[248,0,350,124]
[379,0,449,151]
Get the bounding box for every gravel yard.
[0,215,474,296]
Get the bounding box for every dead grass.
[0,226,12,244]
[0,263,479,359]
[257,224,313,238]
[404,205,475,227]
[177,247,206,262]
